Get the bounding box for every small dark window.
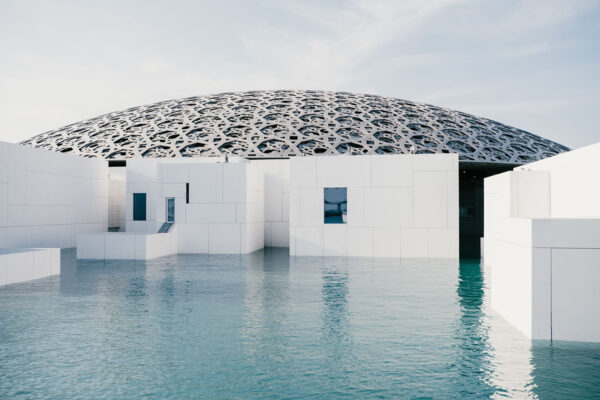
[324,187,347,224]
[186,183,189,204]
[133,193,147,221]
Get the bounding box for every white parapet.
[484,143,600,342]
[289,154,459,258]
[77,230,177,260]
[0,248,60,285]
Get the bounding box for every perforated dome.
[20,90,569,164]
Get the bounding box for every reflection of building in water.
[455,259,536,398]
[320,262,353,365]
[454,260,497,398]
[479,261,537,399]
[530,342,600,399]
[241,249,290,357]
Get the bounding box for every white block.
[187,204,237,224]
[347,188,365,226]
[290,157,317,188]
[489,239,532,337]
[531,248,551,340]
[414,171,448,227]
[532,219,600,249]
[242,222,264,253]
[162,183,186,198]
[174,197,186,223]
[282,192,290,222]
[323,225,347,256]
[427,228,458,258]
[5,251,34,285]
[294,226,324,256]
[177,224,209,253]
[347,227,373,257]
[512,171,550,218]
[264,222,272,247]
[400,228,428,258]
[364,188,413,227]
[161,164,189,183]
[316,155,371,187]
[209,224,241,254]
[134,235,147,259]
[77,234,105,259]
[551,248,600,342]
[373,227,401,258]
[223,163,247,203]
[413,154,457,171]
[299,188,323,226]
[105,234,135,259]
[289,189,300,226]
[189,163,223,203]
[371,155,413,187]
[270,221,289,247]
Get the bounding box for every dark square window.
[133,193,147,221]
[324,187,347,224]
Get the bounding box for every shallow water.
[0,249,599,399]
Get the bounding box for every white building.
[12,90,599,344]
[484,143,600,342]
[77,153,459,260]
[289,154,458,258]
[0,141,108,284]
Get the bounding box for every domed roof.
[20,90,569,164]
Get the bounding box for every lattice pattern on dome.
[20,90,569,163]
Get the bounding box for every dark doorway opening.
[459,162,515,258]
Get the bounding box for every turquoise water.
[1,249,599,399]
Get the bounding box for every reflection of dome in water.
[20,90,569,164]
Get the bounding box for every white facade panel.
[289,154,459,258]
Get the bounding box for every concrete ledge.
[77,229,177,260]
[0,248,60,285]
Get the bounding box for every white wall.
[289,154,459,258]
[518,142,600,218]
[77,230,177,260]
[484,143,600,342]
[125,158,264,255]
[0,248,60,285]
[0,142,108,248]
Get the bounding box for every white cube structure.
[484,143,600,342]
[77,230,178,260]
[122,158,264,255]
[0,141,108,249]
[289,154,459,258]
[0,248,60,285]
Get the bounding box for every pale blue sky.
[1,0,598,148]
